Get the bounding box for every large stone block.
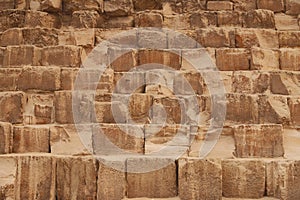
[63,0,103,14]
[0,92,24,124]
[109,47,137,72]
[190,12,217,28]
[280,48,300,71]
[0,28,24,46]
[257,0,284,12]
[178,158,222,200]
[244,9,275,28]
[0,10,26,31]
[279,31,300,47]
[24,11,61,29]
[266,160,300,199]
[3,46,40,67]
[226,94,258,124]
[222,159,265,198]
[56,156,97,200]
[233,124,284,158]
[251,47,280,70]
[0,0,14,10]
[17,66,61,91]
[0,122,12,154]
[13,126,50,153]
[216,48,249,70]
[104,0,132,17]
[22,28,59,47]
[0,68,21,91]
[275,14,299,31]
[258,95,290,125]
[0,156,17,199]
[196,28,235,48]
[41,0,62,12]
[135,11,163,27]
[207,1,233,11]
[54,91,74,124]
[41,46,82,67]
[71,10,101,28]
[137,29,167,49]
[270,72,300,95]
[127,157,177,198]
[16,156,56,200]
[232,0,256,11]
[286,0,300,15]
[217,11,243,27]
[288,97,300,126]
[97,157,126,200]
[133,0,162,11]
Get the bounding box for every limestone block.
[135,11,163,27]
[190,12,217,28]
[217,11,243,27]
[286,0,300,15]
[137,29,167,49]
[133,0,162,11]
[71,10,101,28]
[251,47,280,70]
[257,0,284,12]
[270,71,300,95]
[63,0,103,14]
[279,31,300,47]
[3,46,40,67]
[280,48,300,71]
[22,28,59,47]
[0,68,21,91]
[41,0,62,12]
[0,156,17,199]
[104,0,133,17]
[0,0,14,10]
[207,1,233,11]
[244,9,275,28]
[196,28,235,48]
[0,92,24,124]
[0,122,12,154]
[216,48,249,70]
[0,28,24,46]
[275,14,299,31]
[288,97,300,126]
[109,47,137,72]
[232,0,256,11]
[54,91,74,124]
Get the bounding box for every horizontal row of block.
[0,45,299,71]
[0,122,285,159]
[0,91,299,126]
[0,155,299,200]
[0,8,299,32]
[1,27,300,48]
[1,0,299,16]
[1,67,300,96]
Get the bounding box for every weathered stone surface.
[22,28,59,47]
[138,49,181,70]
[129,94,152,123]
[137,29,167,49]
[63,0,103,14]
[232,0,256,11]
[0,10,26,31]
[270,72,300,95]
[114,72,145,94]
[133,0,162,11]
[217,11,243,27]
[275,14,299,31]
[50,125,91,155]
[226,94,258,124]
[216,48,249,70]
[0,92,24,124]
[257,0,284,12]
[181,48,216,71]
[102,16,134,28]
[233,124,284,158]
[41,0,62,12]
[266,160,300,199]
[0,156,16,199]
[42,46,82,67]
[16,156,56,200]
[24,11,61,29]
[190,12,217,28]
[0,0,14,10]
[280,48,300,71]
[286,0,300,15]
[258,95,290,125]
[0,122,12,154]
[3,46,40,67]
[17,66,60,91]
[135,12,163,27]
[207,1,233,11]
[0,28,24,46]
[54,91,73,124]
[13,126,49,153]
[71,10,101,28]
[196,28,235,47]
[93,124,144,154]
[60,68,78,90]
[288,97,300,126]
[0,68,21,91]
[251,47,280,70]
[163,14,190,30]
[279,31,300,47]
[127,157,177,198]
[104,0,132,17]
[178,158,222,200]
[97,157,126,200]
[56,156,97,200]
[222,159,265,198]
[109,47,137,72]
[244,9,275,28]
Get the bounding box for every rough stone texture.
[3,46,40,67]
[56,156,97,200]
[244,9,275,29]
[178,158,222,200]
[216,48,249,71]
[288,97,300,126]
[257,0,284,12]
[232,0,256,11]
[196,28,235,48]
[16,156,56,200]
[0,156,16,199]
[104,0,132,17]
[207,1,233,11]
[280,48,300,71]
[190,12,217,28]
[233,124,284,158]
[270,72,300,95]
[0,68,21,91]
[217,11,243,27]
[54,91,74,124]
[133,0,162,11]
[0,92,24,124]
[275,14,299,31]
[135,12,163,27]
[13,126,50,153]
[127,157,177,198]
[222,159,265,198]
[286,0,300,15]
[251,47,280,70]
[279,31,300,48]
[266,160,300,199]
[0,122,12,154]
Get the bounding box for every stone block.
[251,47,280,70]
[54,91,74,124]
[190,12,217,28]
[216,48,250,71]
[0,28,24,46]
[41,0,62,12]
[178,158,222,200]
[0,92,24,124]
[257,0,284,12]
[286,0,300,15]
[114,72,145,94]
[275,14,299,31]
[280,48,300,71]
[244,9,275,28]
[288,97,300,126]
[71,10,101,28]
[137,29,167,49]
[56,156,97,200]
[135,11,163,27]
[127,157,177,198]
[0,0,14,10]
[270,72,300,95]
[258,95,290,125]
[22,28,59,47]
[13,126,50,153]
[133,0,162,11]
[0,68,21,91]
[217,11,243,27]
[0,122,12,154]
[104,0,132,17]
[0,156,17,199]
[279,31,300,47]
[24,11,61,29]
[207,1,233,11]
[3,46,40,67]
[109,47,137,72]
[232,0,256,11]
[163,14,191,30]
[17,66,60,91]
[41,46,82,67]
[63,0,103,14]
[196,28,235,48]
[233,124,284,158]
